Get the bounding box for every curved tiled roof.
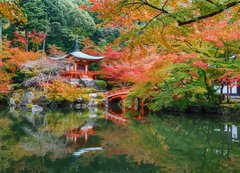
[70,51,105,60]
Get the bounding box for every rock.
[19,99,28,107]
[12,93,20,98]
[89,107,98,112]
[39,95,46,101]
[32,105,43,112]
[9,98,16,106]
[88,99,98,107]
[9,106,15,113]
[75,103,82,109]
[103,98,108,106]
[39,95,50,105]
[89,113,97,118]
[89,93,98,98]
[50,101,59,109]
[76,98,83,103]
[81,104,88,109]
[218,106,232,115]
[62,101,73,108]
[82,78,96,88]
[24,92,35,103]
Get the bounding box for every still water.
[0,106,239,173]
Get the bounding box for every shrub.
[95,80,107,90]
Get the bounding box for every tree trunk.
[203,70,211,101]
[43,36,46,52]
[43,26,48,52]
[227,84,230,103]
[220,85,224,103]
[25,30,29,52]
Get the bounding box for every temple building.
[49,37,105,85]
[215,85,240,98]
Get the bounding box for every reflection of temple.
[216,85,240,98]
[207,124,240,157]
[224,124,239,143]
[65,121,96,143]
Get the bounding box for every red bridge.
[104,87,132,102]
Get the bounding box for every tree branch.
[178,1,239,26]
[141,12,163,30]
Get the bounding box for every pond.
[0,106,239,173]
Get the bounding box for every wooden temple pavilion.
[50,37,105,82]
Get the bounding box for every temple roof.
[70,51,105,61]
[48,36,105,61]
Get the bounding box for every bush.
[9,84,23,90]
[95,80,107,90]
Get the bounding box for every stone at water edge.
[89,93,98,98]
[76,98,83,103]
[103,98,109,107]
[75,103,82,109]
[32,105,43,112]
[88,99,98,107]
[9,98,16,106]
[82,104,88,109]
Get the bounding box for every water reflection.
[0,106,239,172]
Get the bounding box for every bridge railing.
[104,86,132,97]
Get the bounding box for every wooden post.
[140,101,144,116]
[85,64,88,73]
[227,84,230,103]
[84,131,88,141]
[122,96,126,112]
[74,64,77,71]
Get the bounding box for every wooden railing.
[60,70,84,79]
[105,87,132,98]
[60,70,100,79]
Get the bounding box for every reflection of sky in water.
[0,106,239,172]
[73,147,104,156]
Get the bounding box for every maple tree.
[0,0,26,54]
[0,41,43,93]
[88,0,240,110]
[0,1,28,93]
